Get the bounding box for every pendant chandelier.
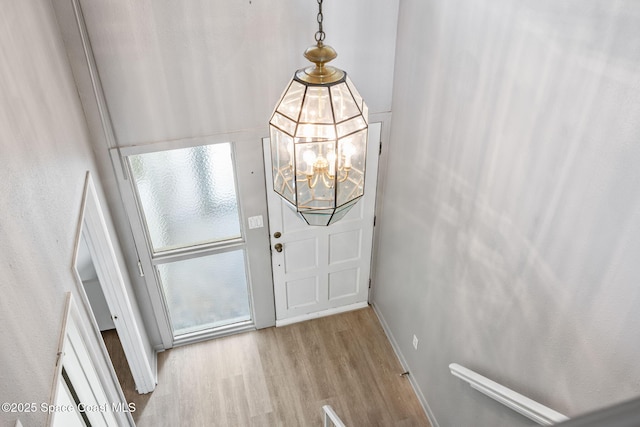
[269,0,368,226]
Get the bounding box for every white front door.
[263,122,381,325]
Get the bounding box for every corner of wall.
[370,302,440,427]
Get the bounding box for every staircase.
[323,405,347,427]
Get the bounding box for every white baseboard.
[152,348,158,387]
[275,301,369,327]
[371,302,440,427]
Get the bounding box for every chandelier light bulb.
[342,141,355,168]
[303,150,317,175]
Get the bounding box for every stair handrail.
[450,363,569,425]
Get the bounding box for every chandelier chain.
[315,0,325,43]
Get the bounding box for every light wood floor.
[103,307,431,426]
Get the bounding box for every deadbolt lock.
[274,232,282,238]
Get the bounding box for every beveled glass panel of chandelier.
[269,75,368,226]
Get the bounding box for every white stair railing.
[323,405,347,427]
[450,363,569,425]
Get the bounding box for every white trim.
[48,293,72,426]
[322,405,347,427]
[116,129,270,155]
[108,148,174,349]
[275,301,369,327]
[49,293,135,426]
[172,322,256,348]
[370,302,440,427]
[449,363,569,425]
[368,111,392,130]
[69,0,118,150]
[74,172,156,393]
[366,111,392,306]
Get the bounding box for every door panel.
[264,122,381,325]
[329,267,360,300]
[286,277,319,309]
[156,249,251,335]
[284,238,318,273]
[128,143,242,253]
[329,229,362,264]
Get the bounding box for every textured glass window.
[157,250,251,336]
[129,143,241,253]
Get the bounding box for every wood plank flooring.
[103,307,431,426]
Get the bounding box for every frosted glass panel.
[157,250,251,335]
[129,143,241,252]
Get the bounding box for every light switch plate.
[248,215,264,229]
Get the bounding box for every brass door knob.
[274,243,283,253]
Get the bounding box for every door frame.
[366,111,393,300]
[50,292,134,426]
[110,130,276,348]
[73,172,156,393]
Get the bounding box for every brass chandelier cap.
[297,42,345,84]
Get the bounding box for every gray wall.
[372,0,640,426]
[76,0,399,145]
[0,1,147,425]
